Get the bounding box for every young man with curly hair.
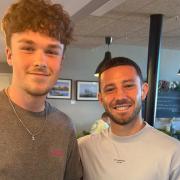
[0,0,82,179]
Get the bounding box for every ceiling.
[1,0,180,62]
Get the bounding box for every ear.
[98,92,103,105]
[59,55,64,72]
[6,47,13,66]
[141,82,149,100]
[61,55,64,63]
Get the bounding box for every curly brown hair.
[1,0,73,50]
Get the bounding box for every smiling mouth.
[113,104,132,111]
[29,72,50,76]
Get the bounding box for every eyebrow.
[102,83,115,91]
[101,78,135,85]
[122,79,135,83]
[101,79,137,89]
[47,44,63,50]
[18,39,34,45]
[103,83,114,87]
[18,39,63,50]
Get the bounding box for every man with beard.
[78,57,180,180]
[0,0,82,179]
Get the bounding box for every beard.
[103,98,142,126]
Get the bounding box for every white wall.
[47,44,180,133]
[160,49,180,81]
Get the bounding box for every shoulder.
[0,90,4,96]
[0,89,7,102]
[0,90,10,110]
[145,123,180,149]
[46,102,75,131]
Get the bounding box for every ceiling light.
[94,36,112,77]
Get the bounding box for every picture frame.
[47,79,72,99]
[76,81,99,101]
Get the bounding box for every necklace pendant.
[32,136,35,141]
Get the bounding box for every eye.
[45,49,61,56]
[21,46,35,52]
[103,86,116,93]
[124,83,135,89]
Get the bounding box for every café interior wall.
[160,49,180,81]
[48,45,147,133]
[48,45,180,133]
[1,44,180,133]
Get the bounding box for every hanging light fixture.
[94,36,112,77]
[177,69,180,75]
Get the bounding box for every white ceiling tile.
[74,16,116,35]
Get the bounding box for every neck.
[6,86,46,112]
[111,118,145,136]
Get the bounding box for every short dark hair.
[98,56,143,82]
[1,0,73,50]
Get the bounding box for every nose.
[115,87,126,99]
[33,50,47,68]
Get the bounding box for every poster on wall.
[47,79,72,99]
[76,81,99,101]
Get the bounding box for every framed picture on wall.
[76,81,99,101]
[47,79,72,99]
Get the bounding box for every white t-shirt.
[78,122,180,180]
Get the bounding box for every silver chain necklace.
[6,88,47,141]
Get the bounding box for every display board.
[156,91,180,118]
